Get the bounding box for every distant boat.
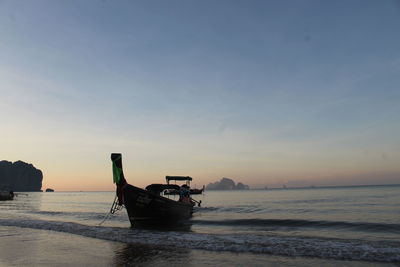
[111,153,201,226]
[0,191,14,201]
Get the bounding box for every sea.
[1,185,400,266]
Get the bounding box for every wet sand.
[0,226,393,267]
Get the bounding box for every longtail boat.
[111,153,200,226]
[0,191,14,201]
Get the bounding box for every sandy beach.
[0,226,118,266]
[1,225,393,267]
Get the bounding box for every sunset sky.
[1,0,399,191]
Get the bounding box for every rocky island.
[206,177,250,190]
[0,160,43,191]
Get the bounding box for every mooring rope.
[98,195,124,226]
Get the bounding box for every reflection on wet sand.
[113,243,191,266]
[112,221,194,266]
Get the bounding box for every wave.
[0,218,399,262]
[191,218,400,233]
[24,210,124,220]
[198,206,267,214]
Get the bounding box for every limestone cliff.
[206,177,249,190]
[0,160,43,191]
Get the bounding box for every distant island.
[206,177,250,190]
[0,160,43,191]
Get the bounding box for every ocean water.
[1,185,400,265]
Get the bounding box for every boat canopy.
[166,176,193,182]
[145,184,180,195]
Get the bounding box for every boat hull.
[0,192,13,201]
[122,184,194,226]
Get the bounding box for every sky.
[1,0,400,191]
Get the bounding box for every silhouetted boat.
[111,153,199,226]
[0,191,14,201]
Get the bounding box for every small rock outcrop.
[0,160,43,191]
[206,177,249,190]
[45,188,54,192]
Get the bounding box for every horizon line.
[16,183,400,192]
